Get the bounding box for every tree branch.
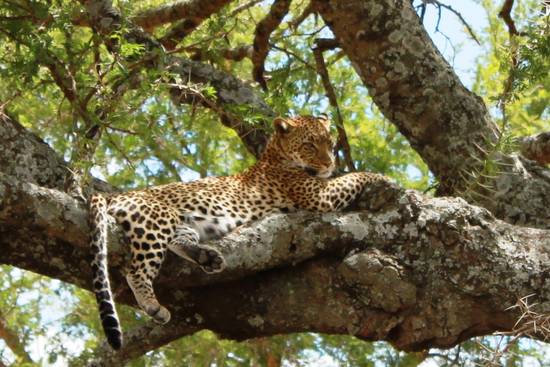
[222,44,254,61]
[314,0,496,195]
[230,0,264,16]
[312,40,355,172]
[2,150,550,362]
[156,0,236,51]
[314,0,550,229]
[80,0,273,158]
[3,167,550,358]
[498,0,520,37]
[252,0,291,90]
[289,1,317,29]
[132,0,233,32]
[87,322,199,366]
[0,113,113,193]
[429,0,481,45]
[3,113,550,362]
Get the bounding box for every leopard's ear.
[318,113,331,131]
[274,117,292,134]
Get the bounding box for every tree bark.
[519,132,550,166]
[1,114,550,365]
[314,0,499,194]
[315,0,550,229]
[3,0,550,364]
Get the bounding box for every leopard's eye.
[302,142,316,151]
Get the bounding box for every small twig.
[417,3,427,22]
[163,25,237,57]
[0,310,34,364]
[221,45,254,61]
[292,25,327,37]
[106,125,138,135]
[502,294,550,340]
[105,131,136,172]
[426,0,481,45]
[0,90,22,113]
[167,81,259,141]
[497,0,522,134]
[270,44,315,70]
[230,0,263,16]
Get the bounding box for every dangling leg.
[108,194,179,324]
[168,224,225,273]
[126,247,171,324]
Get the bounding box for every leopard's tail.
[89,193,122,350]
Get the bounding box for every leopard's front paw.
[196,246,226,274]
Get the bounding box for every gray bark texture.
[2,0,550,364]
[1,113,550,365]
[315,0,550,229]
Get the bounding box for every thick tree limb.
[0,114,113,193]
[252,0,292,90]
[3,110,550,362]
[2,160,550,362]
[313,0,499,195]
[518,132,550,166]
[314,0,550,229]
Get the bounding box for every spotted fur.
[89,115,386,349]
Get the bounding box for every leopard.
[89,115,386,350]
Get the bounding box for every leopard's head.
[272,115,335,178]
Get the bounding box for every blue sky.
[422,0,489,88]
